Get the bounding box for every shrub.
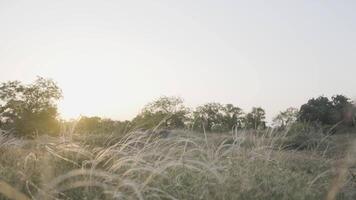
[279,122,333,151]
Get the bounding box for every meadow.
[1,127,356,200]
[1,0,356,199]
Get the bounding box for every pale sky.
[0,0,355,122]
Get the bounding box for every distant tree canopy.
[299,95,355,126]
[3,77,354,137]
[273,107,299,129]
[0,77,62,137]
[78,98,266,133]
[192,103,244,132]
[244,107,266,130]
[75,116,130,134]
[222,104,244,130]
[192,103,224,132]
[74,94,356,134]
[131,96,190,130]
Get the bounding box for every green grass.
[1,129,356,200]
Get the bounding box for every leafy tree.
[244,107,266,129]
[221,104,244,131]
[330,95,354,125]
[299,95,355,126]
[111,120,132,134]
[273,107,299,128]
[299,96,333,125]
[0,77,62,137]
[192,103,225,132]
[132,96,189,130]
[76,116,102,134]
[75,116,131,134]
[192,103,244,132]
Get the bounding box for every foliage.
[75,116,131,134]
[244,107,267,130]
[221,104,244,131]
[192,103,224,132]
[75,116,102,133]
[131,96,190,130]
[299,95,355,127]
[273,107,299,129]
[192,103,244,132]
[299,96,333,124]
[0,77,62,137]
[2,77,355,137]
[279,122,333,151]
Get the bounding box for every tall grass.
[0,129,355,199]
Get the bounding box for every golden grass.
[0,180,30,200]
[0,129,355,199]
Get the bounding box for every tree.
[244,107,266,129]
[192,103,244,132]
[132,96,189,130]
[75,116,102,134]
[273,107,299,129]
[75,116,131,134]
[192,103,225,132]
[299,96,333,125]
[331,95,354,125]
[221,104,244,131]
[0,77,62,137]
[299,95,355,126]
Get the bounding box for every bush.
[279,122,333,151]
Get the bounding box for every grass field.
[1,129,356,200]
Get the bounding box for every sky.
[0,0,355,122]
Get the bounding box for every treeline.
[0,77,355,137]
[74,97,267,134]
